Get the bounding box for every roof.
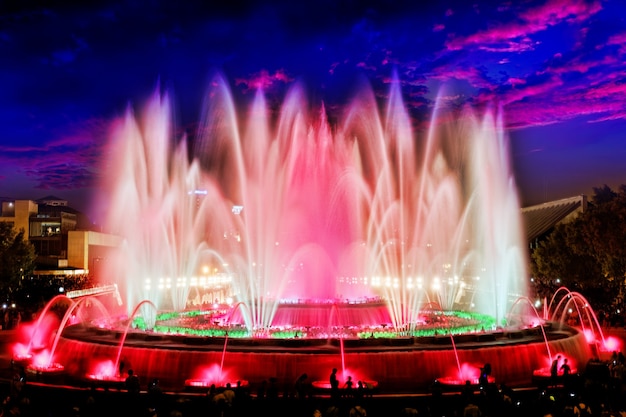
[521,196,586,242]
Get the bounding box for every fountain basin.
[48,321,592,393]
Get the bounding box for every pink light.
[14,315,59,352]
[601,335,622,352]
[436,362,485,386]
[457,362,481,381]
[32,350,53,368]
[88,359,119,379]
[12,343,31,359]
[186,363,233,387]
[583,328,595,343]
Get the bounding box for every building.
[0,197,121,280]
[521,195,588,250]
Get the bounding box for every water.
[100,73,528,331]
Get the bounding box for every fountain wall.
[53,325,591,392]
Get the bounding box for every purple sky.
[1,0,625,222]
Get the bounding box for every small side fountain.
[310,335,379,394]
[184,301,251,390]
[430,302,495,388]
[548,286,621,358]
[84,300,157,387]
[23,296,110,382]
[502,295,581,384]
[12,295,74,366]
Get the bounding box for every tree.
[531,185,626,311]
[0,222,36,299]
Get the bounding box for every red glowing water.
[45,326,591,392]
[85,359,123,381]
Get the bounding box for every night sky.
[1,0,625,222]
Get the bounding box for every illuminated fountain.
[14,74,593,392]
[12,295,112,380]
[547,287,622,358]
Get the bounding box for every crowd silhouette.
[2,354,626,416]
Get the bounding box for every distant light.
[188,189,208,195]
[58,287,65,293]
[232,205,243,214]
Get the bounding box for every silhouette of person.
[223,382,236,411]
[560,358,571,376]
[125,369,140,395]
[147,378,162,409]
[124,369,141,413]
[344,376,354,397]
[550,355,561,385]
[356,380,365,400]
[330,368,339,400]
[462,380,474,403]
[295,373,308,399]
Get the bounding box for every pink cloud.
[606,32,626,46]
[588,112,626,123]
[549,53,620,78]
[508,77,526,87]
[605,32,626,54]
[502,75,626,129]
[581,80,626,101]
[446,0,602,51]
[502,77,564,106]
[356,61,377,71]
[328,62,340,74]
[429,65,493,90]
[234,69,293,93]
[519,0,602,26]
[0,117,110,191]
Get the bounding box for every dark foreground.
[1,370,625,417]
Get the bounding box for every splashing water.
[100,73,528,331]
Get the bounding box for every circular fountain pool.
[46,311,591,393]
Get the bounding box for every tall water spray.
[101,74,528,330]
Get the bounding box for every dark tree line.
[0,222,36,300]
[531,185,626,316]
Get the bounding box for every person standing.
[330,368,339,400]
[295,373,308,399]
[343,376,354,398]
[560,358,571,377]
[550,355,561,386]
